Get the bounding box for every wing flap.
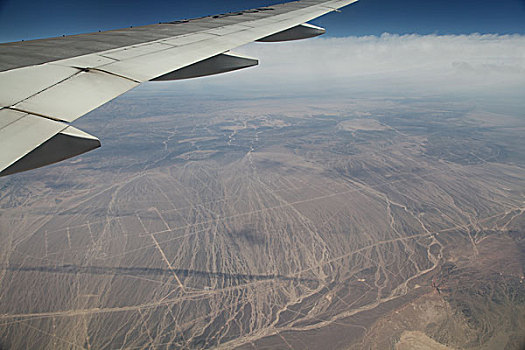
[95,41,225,82]
[0,122,100,177]
[92,19,320,82]
[13,69,139,122]
[0,109,68,173]
[0,65,79,107]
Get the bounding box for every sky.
[0,0,524,42]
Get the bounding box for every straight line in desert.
[136,213,185,291]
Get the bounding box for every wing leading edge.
[0,0,357,177]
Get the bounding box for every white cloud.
[149,34,525,98]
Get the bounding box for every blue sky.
[0,0,524,43]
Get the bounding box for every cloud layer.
[150,34,525,98]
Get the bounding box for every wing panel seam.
[6,107,69,123]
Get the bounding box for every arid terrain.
[0,88,524,349]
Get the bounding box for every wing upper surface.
[0,0,357,176]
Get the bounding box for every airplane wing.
[0,0,357,177]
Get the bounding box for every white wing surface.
[0,0,357,176]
